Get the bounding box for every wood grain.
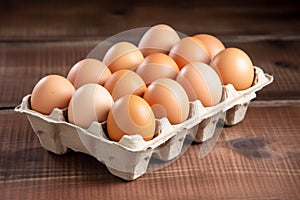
[0,105,299,199]
[0,41,97,107]
[0,0,299,41]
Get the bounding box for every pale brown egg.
[31,75,75,115]
[68,83,113,129]
[210,47,255,90]
[138,24,180,57]
[67,61,82,85]
[193,34,225,59]
[107,94,156,142]
[143,78,190,124]
[104,70,146,101]
[169,37,210,69]
[176,62,222,107]
[136,53,179,85]
[67,58,111,89]
[102,42,144,73]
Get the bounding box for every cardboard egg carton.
[15,66,273,180]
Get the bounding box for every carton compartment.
[225,102,250,126]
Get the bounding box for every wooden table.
[1,0,299,199]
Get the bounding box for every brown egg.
[193,34,225,59]
[138,24,180,57]
[31,75,75,115]
[136,53,179,85]
[104,70,146,101]
[210,47,255,90]
[67,61,82,85]
[169,37,210,69]
[67,58,111,89]
[143,78,190,124]
[107,95,155,142]
[68,83,113,129]
[176,62,222,107]
[102,42,144,73]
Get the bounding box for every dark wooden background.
[0,0,299,199]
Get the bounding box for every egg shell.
[68,83,113,129]
[31,75,75,115]
[107,94,156,142]
[136,53,179,85]
[67,61,81,85]
[169,37,210,69]
[138,24,180,57]
[103,42,144,73]
[210,47,255,90]
[193,34,225,59]
[176,62,223,107]
[69,58,111,89]
[143,78,190,124]
[104,70,146,101]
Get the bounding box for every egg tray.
[15,66,273,180]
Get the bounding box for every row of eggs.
[30,24,255,142]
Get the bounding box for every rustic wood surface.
[0,0,299,41]
[1,106,299,199]
[0,0,299,199]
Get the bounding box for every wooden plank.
[1,39,299,107]
[0,0,299,41]
[0,41,97,107]
[0,105,299,199]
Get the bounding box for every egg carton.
[15,66,273,180]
